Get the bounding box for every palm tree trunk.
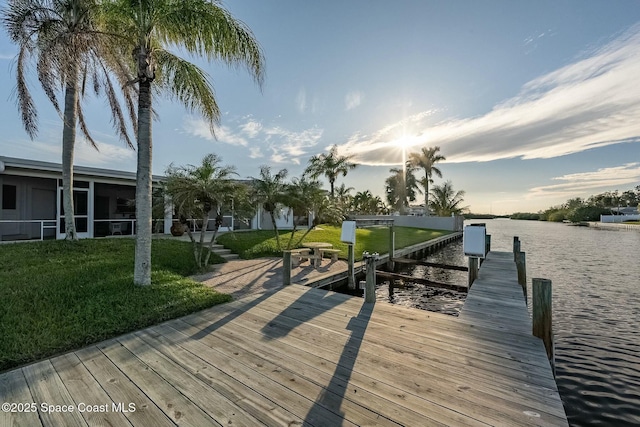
[424,173,430,216]
[61,79,79,240]
[269,210,282,250]
[134,78,153,285]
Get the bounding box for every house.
[0,156,309,242]
[0,156,171,241]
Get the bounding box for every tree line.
[511,187,640,222]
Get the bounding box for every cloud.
[296,88,307,113]
[182,115,323,164]
[527,163,640,199]
[345,91,363,110]
[182,116,248,146]
[0,53,15,60]
[262,125,323,164]
[339,24,640,166]
[241,119,263,138]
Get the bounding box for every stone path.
[192,257,349,300]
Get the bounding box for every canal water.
[386,219,640,427]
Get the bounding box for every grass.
[217,225,451,261]
[0,238,230,372]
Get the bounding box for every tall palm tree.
[3,0,135,240]
[164,153,237,269]
[250,166,288,251]
[408,146,446,215]
[384,165,420,213]
[429,181,467,216]
[304,145,358,197]
[102,0,265,285]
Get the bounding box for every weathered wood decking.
[1,251,567,427]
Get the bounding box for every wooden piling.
[532,278,555,377]
[282,251,292,286]
[485,234,491,255]
[516,251,527,299]
[468,257,479,288]
[347,244,355,290]
[365,256,377,303]
[388,225,395,270]
[513,237,520,261]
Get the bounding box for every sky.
[1,0,640,214]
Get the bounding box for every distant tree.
[429,181,467,216]
[384,165,420,213]
[165,154,237,269]
[250,166,288,251]
[566,206,610,223]
[304,145,358,197]
[408,146,446,215]
[334,183,354,214]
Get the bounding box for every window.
[2,185,17,210]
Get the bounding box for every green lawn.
[0,238,230,372]
[217,225,451,260]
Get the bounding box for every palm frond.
[154,48,219,132]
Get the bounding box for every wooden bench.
[320,248,341,261]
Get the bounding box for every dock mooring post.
[532,278,555,377]
[468,257,479,287]
[363,252,378,303]
[388,223,395,270]
[513,236,520,261]
[347,244,355,290]
[516,251,527,299]
[485,234,491,254]
[282,251,292,286]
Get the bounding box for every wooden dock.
[1,251,567,426]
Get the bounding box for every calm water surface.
[387,219,640,426]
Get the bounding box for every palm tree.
[304,145,358,197]
[250,166,288,251]
[352,190,376,215]
[429,181,467,216]
[384,165,420,213]
[101,0,265,285]
[3,0,135,240]
[408,146,446,215]
[283,176,324,249]
[164,153,237,269]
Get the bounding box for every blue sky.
[2,0,640,214]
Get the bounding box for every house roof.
[0,156,164,183]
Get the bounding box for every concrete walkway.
[192,257,349,300]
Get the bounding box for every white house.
[0,156,308,242]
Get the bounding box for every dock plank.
[0,250,567,427]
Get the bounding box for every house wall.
[352,215,464,231]
[600,214,640,223]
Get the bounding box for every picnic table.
[301,242,333,267]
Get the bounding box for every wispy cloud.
[340,24,640,166]
[345,90,363,110]
[0,53,15,60]
[296,88,307,113]
[182,115,323,164]
[527,163,640,199]
[183,116,248,146]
